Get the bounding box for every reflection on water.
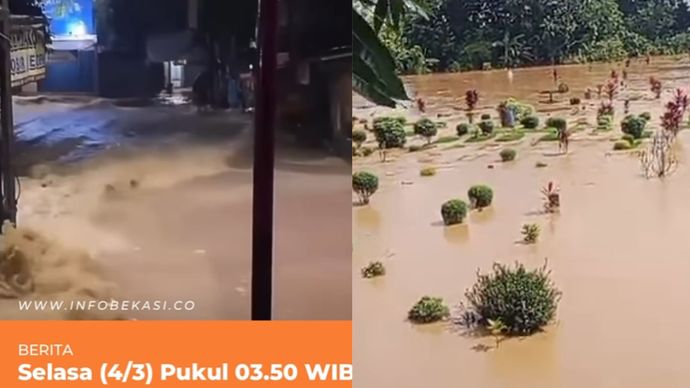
[354,56,690,387]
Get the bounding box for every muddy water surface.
[354,56,690,387]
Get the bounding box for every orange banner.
[0,321,351,387]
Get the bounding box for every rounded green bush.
[352,130,367,147]
[468,185,493,209]
[613,140,632,150]
[499,148,517,162]
[456,123,472,136]
[372,117,407,148]
[408,296,450,324]
[361,147,374,157]
[520,115,540,129]
[621,114,646,139]
[413,118,438,143]
[640,111,652,121]
[463,262,561,335]
[352,171,379,205]
[481,113,491,120]
[441,199,468,225]
[478,120,495,134]
[545,117,567,131]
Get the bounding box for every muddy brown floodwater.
[0,106,351,320]
[354,56,690,388]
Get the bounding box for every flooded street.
[354,56,690,387]
[0,98,351,320]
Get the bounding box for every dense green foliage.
[500,148,517,162]
[456,123,473,136]
[352,171,379,205]
[352,130,368,147]
[463,262,561,335]
[408,296,451,323]
[413,118,439,143]
[468,185,494,209]
[441,199,468,225]
[621,114,647,138]
[380,0,690,73]
[520,115,540,129]
[478,120,495,134]
[373,117,408,148]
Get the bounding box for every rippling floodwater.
[354,56,690,387]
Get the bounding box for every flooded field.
[353,56,690,387]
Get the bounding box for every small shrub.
[361,261,385,278]
[361,147,374,157]
[420,166,437,176]
[621,114,646,139]
[441,199,468,225]
[468,185,493,209]
[640,111,652,121]
[352,130,367,148]
[520,115,540,129]
[597,115,613,131]
[462,262,561,335]
[613,140,632,150]
[521,223,540,243]
[408,296,450,324]
[481,113,491,120]
[558,82,569,93]
[621,134,635,144]
[478,120,495,134]
[373,117,407,148]
[545,117,567,131]
[569,97,581,105]
[456,123,472,136]
[413,118,438,144]
[500,148,517,162]
[352,171,379,205]
[597,102,615,119]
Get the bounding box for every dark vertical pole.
[0,0,15,225]
[251,0,278,320]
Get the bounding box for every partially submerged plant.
[441,199,468,225]
[557,82,569,94]
[468,185,494,209]
[541,181,560,212]
[372,117,407,149]
[420,166,437,177]
[408,296,450,324]
[478,120,495,135]
[521,223,540,244]
[520,115,539,129]
[361,261,386,278]
[597,101,615,120]
[465,90,479,123]
[621,114,647,139]
[456,123,472,136]
[661,88,689,135]
[605,79,618,101]
[650,76,662,99]
[640,130,678,178]
[352,130,367,148]
[461,261,561,335]
[499,148,517,162]
[413,118,438,145]
[352,171,379,205]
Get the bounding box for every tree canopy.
[383,0,690,74]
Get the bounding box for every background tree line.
[382,0,690,74]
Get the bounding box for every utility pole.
[251,0,278,320]
[0,0,15,225]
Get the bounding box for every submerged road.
[4,98,351,320]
